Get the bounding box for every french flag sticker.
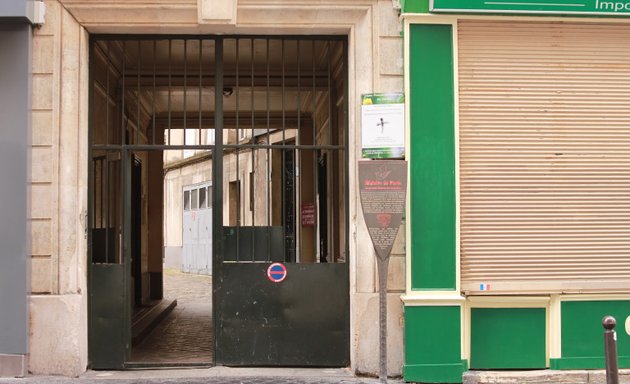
[480,283,490,291]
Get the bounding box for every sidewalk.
[4,367,630,384]
[0,367,404,384]
[464,369,630,384]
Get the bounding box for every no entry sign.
[267,263,287,283]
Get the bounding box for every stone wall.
[29,0,89,375]
[29,0,404,376]
[353,0,405,376]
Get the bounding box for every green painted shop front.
[555,301,630,370]
[402,1,630,382]
[403,21,464,383]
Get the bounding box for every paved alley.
[131,269,213,364]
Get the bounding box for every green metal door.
[88,150,131,369]
[212,37,350,366]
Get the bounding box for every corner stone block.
[29,294,87,376]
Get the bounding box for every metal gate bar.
[212,38,224,361]
[215,37,346,263]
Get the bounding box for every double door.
[88,35,349,368]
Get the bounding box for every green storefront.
[402,1,630,382]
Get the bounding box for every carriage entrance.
[88,36,349,368]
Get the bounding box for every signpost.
[359,160,408,384]
[431,0,630,16]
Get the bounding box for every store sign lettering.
[430,0,630,16]
[598,0,630,12]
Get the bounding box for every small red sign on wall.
[301,203,315,226]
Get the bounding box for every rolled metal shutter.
[459,20,630,294]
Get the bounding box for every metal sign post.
[359,160,408,384]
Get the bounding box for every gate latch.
[82,209,88,239]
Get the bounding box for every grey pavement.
[6,369,630,384]
[463,369,630,384]
[0,367,403,384]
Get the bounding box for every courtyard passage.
[131,269,213,364]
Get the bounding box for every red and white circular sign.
[267,263,288,283]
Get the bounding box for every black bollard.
[603,316,619,384]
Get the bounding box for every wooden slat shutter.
[458,20,630,294]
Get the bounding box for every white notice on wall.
[361,93,405,159]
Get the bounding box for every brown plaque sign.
[359,160,408,261]
[358,159,407,384]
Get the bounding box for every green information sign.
[431,0,630,16]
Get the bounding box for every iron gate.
[88,35,349,368]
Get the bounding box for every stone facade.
[30,0,89,376]
[28,0,404,376]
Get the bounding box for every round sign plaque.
[267,263,287,283]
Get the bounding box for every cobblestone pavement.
[131,269,213,364]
